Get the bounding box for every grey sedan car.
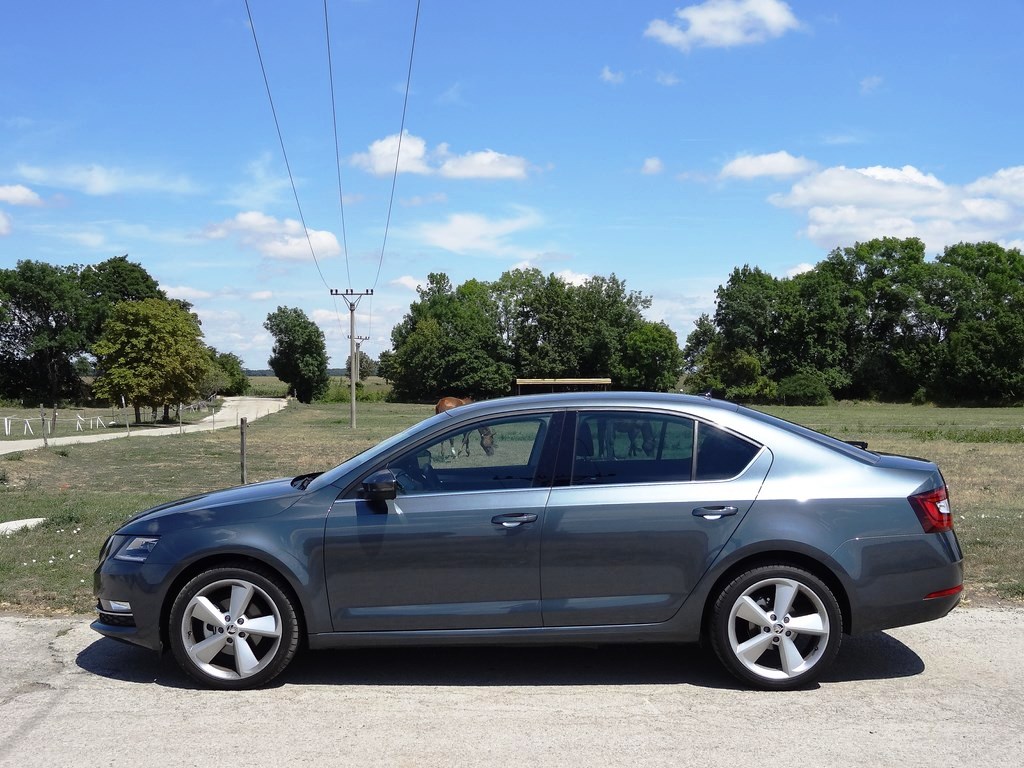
[92,392,962,690]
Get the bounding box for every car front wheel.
[168,565,299,689]
[710,565,842,690]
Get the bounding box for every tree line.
[378,268,683,402]
[0,256,248,420]
[5,237,1020,414]
[683,238,1024,405]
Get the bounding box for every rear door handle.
[692,505,739,520]
[491,513,538,528]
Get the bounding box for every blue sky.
[2,0,1023,369]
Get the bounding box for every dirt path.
[0,396,288,457]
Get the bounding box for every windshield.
[305,410,453,492]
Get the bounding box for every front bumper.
[91,557,175,651]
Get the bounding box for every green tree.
[927,242,1024,403]
[619,321,683,391]
[388,273,513,401]
[0,260,87,405]
[345,350,376,380]
[79,254,166,341]
[264,306,330,403]
[204,348,249,397]
[92,298,210,422]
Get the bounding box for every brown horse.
[435,397,494,456]
[435,396,470,414]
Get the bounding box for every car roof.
[438,391,741,418]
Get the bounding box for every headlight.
[111,535,160,563]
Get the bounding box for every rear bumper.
[833,530,964,634]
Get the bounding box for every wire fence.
[0,401,221,441]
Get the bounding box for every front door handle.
[692,505,739,520]
[492,512,538,528]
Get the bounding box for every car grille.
[97,611,136,627]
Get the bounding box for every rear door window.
[571,411,761,486]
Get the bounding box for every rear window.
[736,405,880,463]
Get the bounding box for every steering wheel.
[391,450,437,494]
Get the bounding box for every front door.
[324,412,559,631]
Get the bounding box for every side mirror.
[362,469,398,501]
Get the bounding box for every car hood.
[118,476,305,534]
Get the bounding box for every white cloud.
[822,133,865,146]
[554,269,591,286]
[721,150,815,179]
[436,82,464,106]
[417,208,543,256]
[351,132,432,176]
[205,211,342,262]
[222,153,291,209]
[642,157,665,175]
[655,71,681,86]
[249,290,273,300]
[401,192,448,207]
[0,184,43,206]
[63,230,107,249]
[0,211,10,236]
[645,0,799,52]
[352,132,528,180]
[164,285,214,301]
[390,275,424,291]
[438,148,528,179]
[860,75,883,95]
[966,166,1024,204]
[772,165,946,209]
[17,163,197,196]
[768,163,1024,250]
[600,66,625,84]
[786,262,814,277]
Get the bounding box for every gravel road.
[0,396,288,456]
[0,604,1021,767]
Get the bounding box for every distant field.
[1,399,1020,613]
[247,375,392,399]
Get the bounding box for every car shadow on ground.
[76,630,923,690]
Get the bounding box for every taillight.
[908,485,953,533]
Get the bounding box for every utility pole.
[330,288,373,428]
[350,334,370,382]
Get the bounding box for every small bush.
[777,371,832,406]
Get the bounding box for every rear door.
[541,410,771,627]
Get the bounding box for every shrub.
[777,371,832,406]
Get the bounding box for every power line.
[323,0,352,291]
[243,0,332,291]
[367,0,422,342]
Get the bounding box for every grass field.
[1,399,1021,614]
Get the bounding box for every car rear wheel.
[168,565,299,689]
[710,565,842,690]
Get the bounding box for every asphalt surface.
[0,604,1020,767]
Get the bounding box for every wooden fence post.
[240,417,248,485]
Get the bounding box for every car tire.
[168,564,299,689]
[710,564,842,690]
